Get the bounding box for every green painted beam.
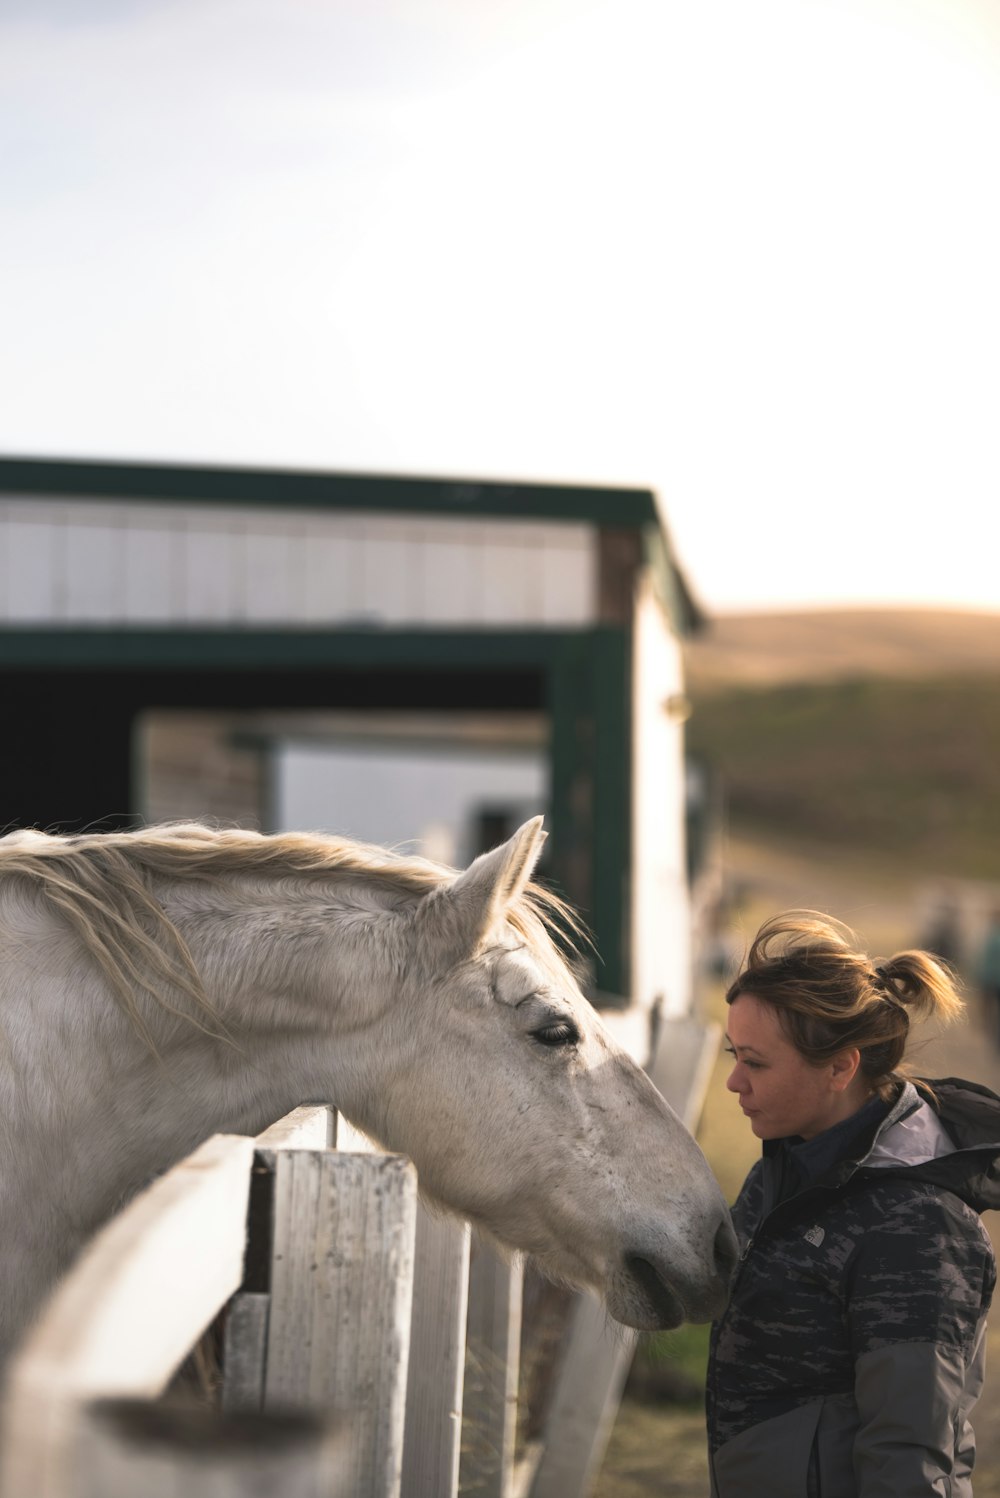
[546,628,632,999]
[0,456,658,528]
[0,628,574,671]
[590,628,632,1000]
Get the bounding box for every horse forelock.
[0,823,585,1038]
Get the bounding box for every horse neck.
[177,869,402,998]
[3,871,410,1181]
[0,873,416,1359]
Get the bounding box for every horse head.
[348,817,737,1330]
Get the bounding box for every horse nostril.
[714,1216,739,1281]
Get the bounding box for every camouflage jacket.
[707,1078,1000,1498]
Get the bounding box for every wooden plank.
[71,1399,342,1498]
[0,1134,254,1498]
[333,1115,472,1495]
[244,524,295,623]
[263,1150,417,1498]
[512,1438,545,1498]
[255,1105,335,1153]
[3,510,60,621]
[332,1114,376,1153]
[528,1017,721,1498]
[61,520,127,623]
[648,1017,723,1134]
[179,519,240,623]
[220,1294,270,1417]
[122,520,178,622]
[459,1239,523,1498]
[401,1208,471,1498]
[219,1107,335,1414]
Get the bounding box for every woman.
[708,911,1000,1498]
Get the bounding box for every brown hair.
[725,911,964,1098]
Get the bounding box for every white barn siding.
[631,573,692,1018]
[0,500,598,629]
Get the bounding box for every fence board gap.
[459,1238,522,1498]
[220,1294,269,1417]
[402,1207,471,1498]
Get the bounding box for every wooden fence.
[0,1016,719,1498]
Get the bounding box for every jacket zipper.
[709,1182,841,1458]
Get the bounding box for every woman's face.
[725,992,861,1141]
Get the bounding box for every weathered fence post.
[335,1114,475,1498]
[2,1103,482,1498]
[221,1105,336,1417]
[263,1150,418,1498]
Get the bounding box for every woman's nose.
[726,1064,742,1094]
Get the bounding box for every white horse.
[0,816,735,1361]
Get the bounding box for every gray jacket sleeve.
[846,1191,992,1497]
[853,1341,981,1497]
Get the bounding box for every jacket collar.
[761,1076,1000,1214]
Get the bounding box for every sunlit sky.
[2,0,999,615]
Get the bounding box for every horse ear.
[421,816,548,960]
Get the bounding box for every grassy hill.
[685,607,1000,692]
[683,610,1000,880]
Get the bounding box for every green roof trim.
[0,455,659,528]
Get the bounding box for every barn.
[0,456,716,1494]
[0,455,703,1029]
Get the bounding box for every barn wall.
[0,500,597,628]
[630,572,692,1018]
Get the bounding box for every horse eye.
[532,1021,580,1048]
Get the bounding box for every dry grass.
[684,607,1000,693]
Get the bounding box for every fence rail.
[0,1016,719,1498]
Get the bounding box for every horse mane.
[0,824,584,1045]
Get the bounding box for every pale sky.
[2,0,999,615]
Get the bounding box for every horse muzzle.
[609,1214,739,1330]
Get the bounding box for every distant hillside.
[684,608,1000,693]
[683,610,1000,880]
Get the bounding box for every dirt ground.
[594,833,1000,1497]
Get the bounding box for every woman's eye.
[532,1021,580,1048]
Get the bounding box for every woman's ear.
[829,1047,862,1092]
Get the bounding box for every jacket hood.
[865,1077,1000,1214]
